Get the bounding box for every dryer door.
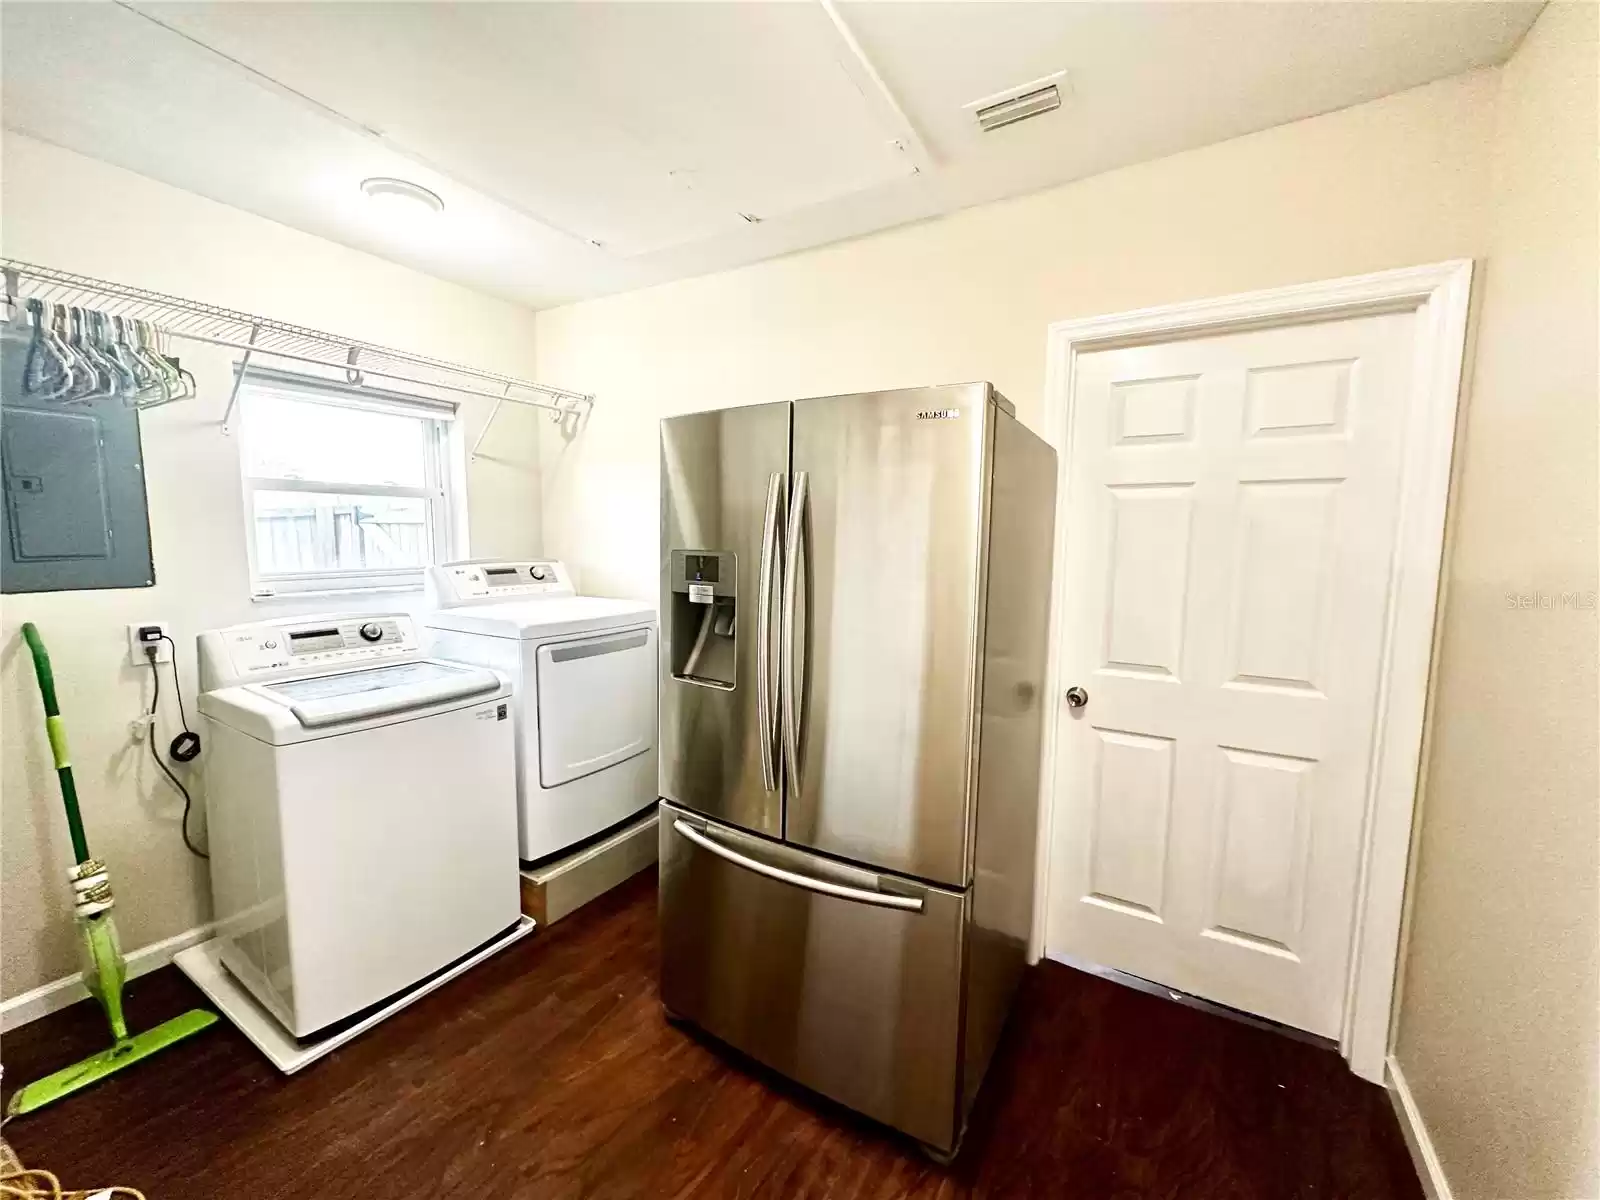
[537,625,656,787]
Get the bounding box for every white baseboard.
[1386,1055,1454,1200]
[1,923,213,1034]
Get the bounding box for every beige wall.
[534,68,1499,600]
[1395,4,1600,1198]
[0,134,544,1001]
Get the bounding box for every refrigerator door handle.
[756,472,785,793]
[781,470,808,792]
[672,819,925,912]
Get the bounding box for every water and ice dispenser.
[668,550,736,688]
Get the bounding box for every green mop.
[6,622,217,1117]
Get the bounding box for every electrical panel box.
[1,325,156,593]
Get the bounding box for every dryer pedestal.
[519,809,659,925]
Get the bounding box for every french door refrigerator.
[658,382,1056,1156]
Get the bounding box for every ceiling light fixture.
[360,177,444,219]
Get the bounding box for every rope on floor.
[0,1166,145,1200]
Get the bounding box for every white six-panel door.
[1046,309,1416,1038]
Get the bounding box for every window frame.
[237,373,465,598]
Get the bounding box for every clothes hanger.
[110,315,159,403]
[52,304,100,402]
[128,319,173,404]
[23,300,75,400]
[91,311,141,400]
[67,306,117,402]
[142,321,184,403]
[157,324,197,403]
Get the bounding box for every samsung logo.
[916,408,961,421]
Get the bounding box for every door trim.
[1032,261,1474,1084]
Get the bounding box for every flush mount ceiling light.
[360,177,444,218]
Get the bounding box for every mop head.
[4,1010,217,1118]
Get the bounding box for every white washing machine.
[423,559,657,865]
[196,613,522,1041]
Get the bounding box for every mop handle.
[20,623,91,864]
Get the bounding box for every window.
[239,375,463,597]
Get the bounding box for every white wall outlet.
[127,621,173,665]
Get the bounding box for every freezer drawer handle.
[673,819,924,913]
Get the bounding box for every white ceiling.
[2,1,1538,310]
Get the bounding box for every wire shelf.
[1,258,592,442]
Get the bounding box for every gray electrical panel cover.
[1,324,156,592]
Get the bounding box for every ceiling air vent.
[967,71,1068,133]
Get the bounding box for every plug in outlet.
[128,621,173,665]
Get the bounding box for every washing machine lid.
[200,659,507,744]
[261,660,501,728]
[422,596,655,641]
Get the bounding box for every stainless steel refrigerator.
[657,382,1056,1157]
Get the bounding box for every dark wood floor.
[2,869,1420,1199]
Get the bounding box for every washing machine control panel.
[429,560,575,604]
[217,615,419,679]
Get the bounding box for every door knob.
[1065,686,1089,709]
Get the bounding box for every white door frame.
[1032,260,1474,1084]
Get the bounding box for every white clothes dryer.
[423,560,658,865]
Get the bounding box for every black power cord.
[145,644,207,859]
[160,634,201,763]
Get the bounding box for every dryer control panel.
[428,560,576,606]
[199,615,421,689]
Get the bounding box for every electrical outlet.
[127,621,173,665]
